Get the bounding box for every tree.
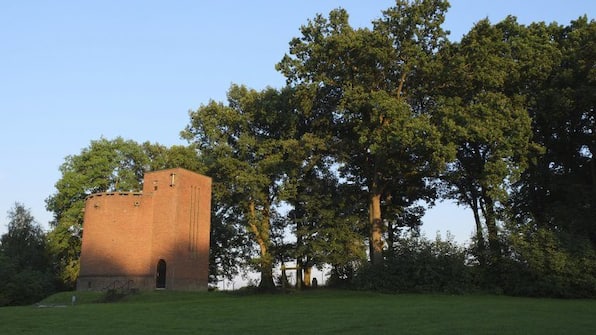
[287,163,367,287]
[511,16,595,246]
[277,1,452,265]
[182,85,301,289]
[500,17,596,297]
[0,203,54,306]
[435,17,539,267]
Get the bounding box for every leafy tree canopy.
[0,203,54,305]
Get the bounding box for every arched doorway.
[156,259,167,289]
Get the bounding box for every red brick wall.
[77,168,211,291]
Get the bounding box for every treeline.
[2,1,593,305]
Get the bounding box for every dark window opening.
[156,259,167,289]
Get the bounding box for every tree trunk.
[259,260,275,290]
[296,258,303,289]
[396,67,408,99]
[387,219,395,254]
[370,193,384,265]
[590,144,596,211]
[304,266,312,287]
[484,199,501,259]
[470,196,487,265]
[295,216,304,289]
[248,200,275,290]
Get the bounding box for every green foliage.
[1,203,47,269]
[501,16,595,297]
[502,224,596,298]
[278,2,454,264]
[373,0,451,100]
[351,233,472,293]
[182,85,302,289]
[287,168,367,285]
[0,203,55,306]
[435,17,542,264]
[208,207,251,283]
[511,16,595,247]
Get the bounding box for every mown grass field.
[1,289,594,334]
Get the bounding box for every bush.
[0,266,55,306]
[327,262,360,288]
[351,234,474,293]
[502,226,596,298]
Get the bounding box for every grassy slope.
[1,290,595,334]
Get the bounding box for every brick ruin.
[77,168,211,291]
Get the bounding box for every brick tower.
[77,168,211,291]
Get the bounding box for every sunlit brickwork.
[77,168,211,291]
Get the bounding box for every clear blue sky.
[1,1,593,241]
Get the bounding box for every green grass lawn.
[1,289,594,334]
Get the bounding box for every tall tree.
[511,16,595,246]
[435,17,539,264]
[0,203,53,305]
[182,85,300,289]
[277,1,452,265]
[286,162,367,287]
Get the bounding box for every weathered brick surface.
[77,168,211,291]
